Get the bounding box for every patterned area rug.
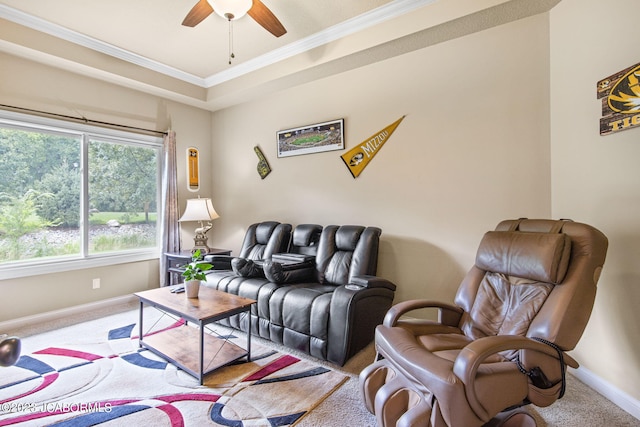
[0,309,347,426]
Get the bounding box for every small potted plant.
[181,249,213,298]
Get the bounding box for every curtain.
[159,130,180,286]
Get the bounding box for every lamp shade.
[179,198,219,222]
[209,0,252,20]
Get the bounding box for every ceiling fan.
[182,0,287,38]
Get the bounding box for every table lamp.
[179,197,219,254]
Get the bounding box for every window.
[0,110,162,279]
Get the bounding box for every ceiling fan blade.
[248,0,287,37]
[182,0,214,27]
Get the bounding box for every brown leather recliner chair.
[360,219,608,427]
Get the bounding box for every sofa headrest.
[335,225,365,251]
[292,224,322,247]
[475,231,572,284]
[255,221,279,244]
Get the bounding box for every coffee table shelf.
[135,286,256,385]
[142,326,248,378]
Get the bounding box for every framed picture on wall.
[277,119,344,158]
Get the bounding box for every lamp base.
[191,233,211,255]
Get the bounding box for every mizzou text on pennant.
[340,116,405,178]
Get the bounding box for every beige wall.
[209,13,551,307]
[0,53,212,320]
[550,0,640,401]
[2,0,638,411]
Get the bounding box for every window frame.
[0,109,163,280]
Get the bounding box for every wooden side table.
[165,249,231,285]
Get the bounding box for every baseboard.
[571,366,640,421]
[0,295,137,332]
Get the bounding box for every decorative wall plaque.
[597,61,640,135]
[254,146,271,179]
[187,147,200,191]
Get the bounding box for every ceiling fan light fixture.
[209,0,253,21]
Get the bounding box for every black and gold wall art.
[597,61,640,135]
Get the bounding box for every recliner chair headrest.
[475,231,572,284]
[335,225,365,251]
[292,224,321,247]
[255,222,279,244]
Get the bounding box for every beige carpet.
[7,302,640,427]
[299,343,640,427]
[1,304,346,426]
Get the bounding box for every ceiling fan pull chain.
[228,18,235,64]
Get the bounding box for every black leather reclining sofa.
[203,221,397,366]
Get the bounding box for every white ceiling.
[0,0,562,110]
[0,0,403,79]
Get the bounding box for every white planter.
[185,280,201,298]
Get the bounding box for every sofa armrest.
[204,254,233,271]
[327,277,396,365]
[262,260,315,284]
[271,253,315,263]
[349,275,396,291]
[231,257,265,277]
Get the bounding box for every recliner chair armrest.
[204,254,233,270]
[231,257,264,277]
[349,275,396,290]
[383,299,464,327]
[262,260,315,284]
[453,335,578,419]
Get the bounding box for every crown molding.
[204,0,437,86]
[0,4,207,87]
[0,0,436,89]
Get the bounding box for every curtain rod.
[0,103,168,136]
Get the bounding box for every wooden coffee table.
[134,286,256,385]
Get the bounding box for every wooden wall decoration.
[597,61,640,135]
[187,147,200,191]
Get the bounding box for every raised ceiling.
[0,0,561,111]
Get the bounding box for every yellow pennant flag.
[341,116,405,178]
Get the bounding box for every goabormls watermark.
[1,401,113,414]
